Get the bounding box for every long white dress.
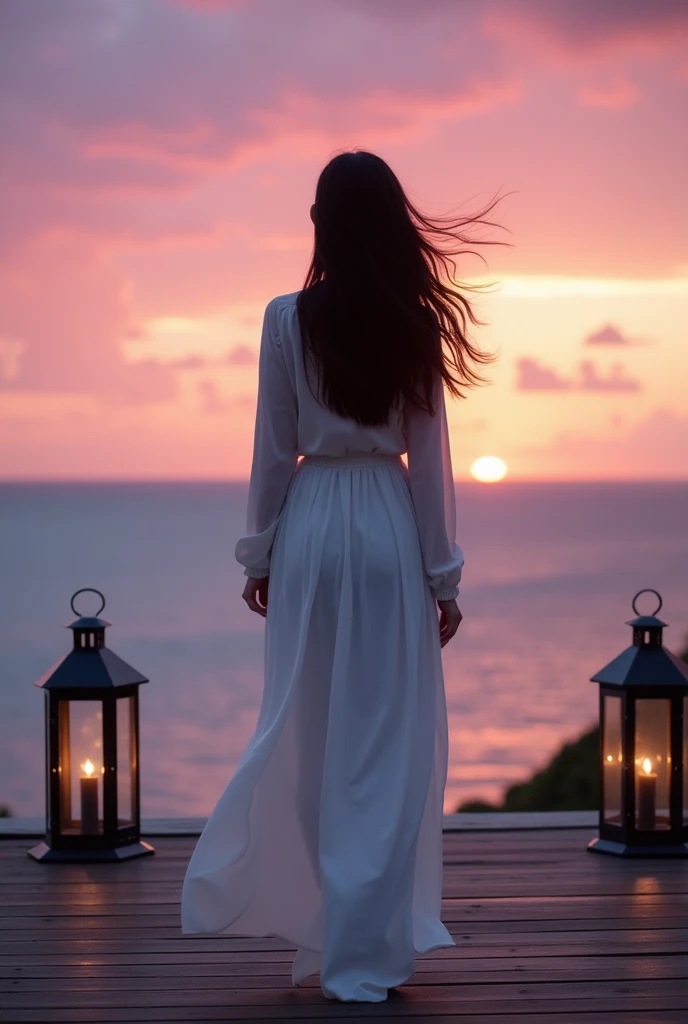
[181,291,464,1002]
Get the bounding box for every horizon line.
[1,476,687,486]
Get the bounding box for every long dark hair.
[296,150,513,425]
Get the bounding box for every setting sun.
[470,456,508,483]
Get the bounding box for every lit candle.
[80,759,99,835]
[637,757,657,831]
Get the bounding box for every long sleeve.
[234,298,298,577]
[403,377,464,600]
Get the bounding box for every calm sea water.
[1,480,687,818]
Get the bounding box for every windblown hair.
[296,150,513,425]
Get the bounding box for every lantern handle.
[70,588,106,618]
[631,588,662,617]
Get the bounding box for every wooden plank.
[3,878,687,898]
[2,978,688,1013]
[25,865,673,879]
[8,869,686,888]
[0,835,635,867]
[2,892,686,914]
[4,956,688,990]
[14,864,668,883]
[2,903,687,926]
[3,935,688,960]
[2,890,685,909]
[2,949,688,976]
[3,914,687,941]
[2,952,687,980]
[34,839,671,862]
[4,947,688,970]
[3,1014,688,1024]
[13,851,672,871]
[2,845,587,869]
[0,837,484,860]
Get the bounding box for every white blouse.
[235,292,464,601]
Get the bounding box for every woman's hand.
[437,598,462,647]
[242,576,269,617]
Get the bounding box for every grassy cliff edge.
[457,635,688,814]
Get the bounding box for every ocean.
[1,480,687,818]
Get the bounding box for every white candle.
[637,757,657,831]
[80,759,99,834]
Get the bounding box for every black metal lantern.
[28,589,154,862]
[588,588,688,857]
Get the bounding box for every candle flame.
[642,758,652,775]
[83,758,95,777]
[606,754,613,762]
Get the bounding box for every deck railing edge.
[0,809,597,839]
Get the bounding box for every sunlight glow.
[465,274,688,298]
[470,456,508,483]
[122,305,264,363]
[509,276,688,297]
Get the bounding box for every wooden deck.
[1,828,687,1023]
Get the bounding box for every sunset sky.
[1,0,687,481]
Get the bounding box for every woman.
[181,151,507,1002]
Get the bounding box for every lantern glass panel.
[116,696,136,826]
[58,699,104,835]
[684,696,688,826]
[634,698,670,831]
[602,694,623,826]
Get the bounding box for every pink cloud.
[516,357,642,392]
[579,360,641,392]
[224,345,257,366]
[0,234,177,404]
[171,1,245,8]
[0,335,26,382]
[0,0,524,278]
[579,76,641,109]
[2,0,683,277]
[584,324,631,345]
[166,355,207,370]
[583,324,652,348]
[484,0,688,64]
[517,358,571,391]
[1,1,509,189]
[138,345,258,374]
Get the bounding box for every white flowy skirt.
[181,453,455,1002]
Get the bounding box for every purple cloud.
[224,344,256,366]
[584,324,631,345]
[486,0,688,58]
[583,323,650,347]
[0,0,510,199]
[517,356,642,392]
[516,357,572,390]
[166,354,207,370]
[146,347,257,370]
[579,360,641,391]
